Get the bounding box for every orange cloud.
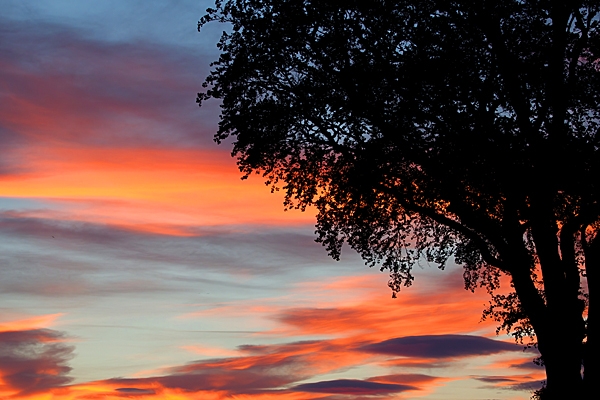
[0,314,64,333]
[264,272,497,342]
[0,145,313,231]
[1,28,313,234]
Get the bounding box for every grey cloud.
[294,379,416,395]
[474,375,544,393]
[361,334,526,359]
[509,359,544,370]
[0,329,74,395]
[0,15,219,150]
[0,213,345,298]
[115,387,156,395]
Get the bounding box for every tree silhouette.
[198,1,600,398]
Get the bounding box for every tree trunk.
[534,268,586,399]
[522,199,587,398]
[508,247,586,398]
[538,332,584,398]
[583,234,599,395]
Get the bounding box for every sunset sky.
[0,1,544,399]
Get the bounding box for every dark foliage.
[198,1,600,398]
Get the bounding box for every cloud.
[0,314,64,332]
[505,380,545,392]
[0,212,326,298]
[475,376,518,384]
[97,338,370,397]
[0,16,216,150]
[361,334,524,359]
[509,359,544,370]
[366,373,439,385]
[0,13,315,231]
[268,272,498,341]
[294,379,416,395]
[0,311,536,399]
[473,375,545,392]
[114,387,157,395]
[0,329,74,396]
[93,338,443,398]
[233,339,371,376]
[108,354,309,394]
[274,308,373,335]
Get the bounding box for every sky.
[0,1,544,399]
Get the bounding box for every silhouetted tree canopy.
[198,1,600,398]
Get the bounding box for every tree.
[197,1,600,398]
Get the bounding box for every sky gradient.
[0,1,543,399]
